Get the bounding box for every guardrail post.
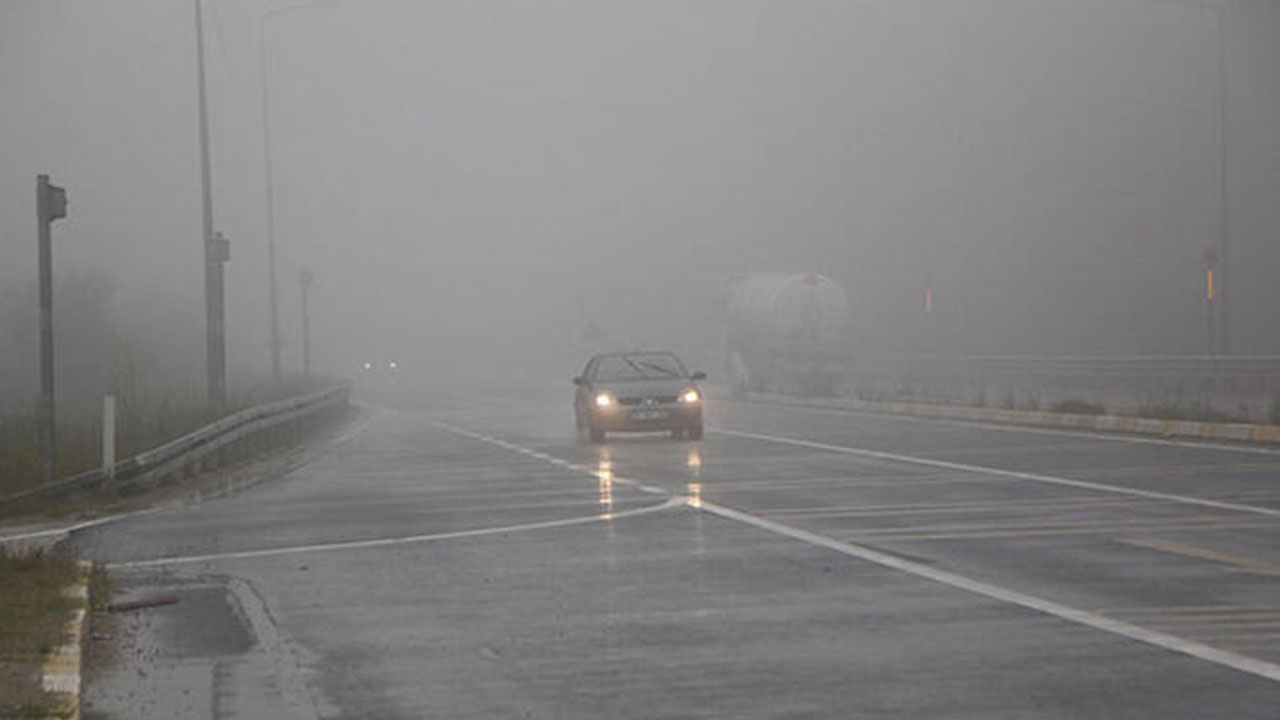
[102,395,117,479]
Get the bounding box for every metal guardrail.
[0,383,350,513]
[852,354,1280,378]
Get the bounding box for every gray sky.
[2,0,1278,399]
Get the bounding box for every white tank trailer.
[724,272,850,395]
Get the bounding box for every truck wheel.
[589,424,605,443]
[670,426,685,440]
[687,422,703,440]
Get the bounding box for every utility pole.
[1215,7,1231,354]
[36,175,68,485]
[195,0,227,410]
[299,266,314,377]
[259,16,282,387]
[259,3,332,386]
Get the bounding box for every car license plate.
[631,410,669,421]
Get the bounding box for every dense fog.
[2,0,1278,414]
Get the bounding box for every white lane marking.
[723,397,1280,457]
[695,499,1280,683]
[428,420,673,497]
[109,495,685,569]
[0,509,157,545]
[712,428,1280,518]
[404,416,1280,681]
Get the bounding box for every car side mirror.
[572,376,585,386]
[690,371,707,381]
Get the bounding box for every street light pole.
[259,17,282,386]
[1214,7,1231,354]
[299,266,314,377]
[259,2,334,386]
[194,0,226,410]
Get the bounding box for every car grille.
[617,396,679,406]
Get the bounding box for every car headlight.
[679,389,700,403]
[595,393,615,407]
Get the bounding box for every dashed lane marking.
[108,495,686,569]
[712,428,1280,518]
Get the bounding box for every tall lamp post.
[1138,0,1231,353]
[1213,6,1231,354]
[194,0,227,410]
[260,1,334,386]
[299,266,314,378]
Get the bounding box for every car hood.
[592,378,697,399]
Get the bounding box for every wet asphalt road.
[70,387,1280,718]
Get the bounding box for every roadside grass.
[0,547,80,718]
[1137,402,1250,424]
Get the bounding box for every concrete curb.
[742,391,1280,445]
[40,560,91,720]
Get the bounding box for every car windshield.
[593,353,687,381]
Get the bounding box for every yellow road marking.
[1102,605,1280,615]
[848,514,1243,536]
[1119,537,1280,575]
[1145,621,1280,630]
[765,496,1153,519]
[854,520,1278,541]
[710,474,1006,491]
[1133,613,1280,623]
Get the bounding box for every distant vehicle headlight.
[680,389,700,403]
[362,362,373,371]
[595,393,615,408]
[388,360,399,370]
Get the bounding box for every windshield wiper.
[621,356,648,377]
[635,360,679,377]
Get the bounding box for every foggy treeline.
[3,1,1278,416]
[0,269,204,417]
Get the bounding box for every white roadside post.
[102,395,117,479]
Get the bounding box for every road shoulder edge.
[39,559,91,720]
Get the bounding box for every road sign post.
[1203,248,1218,356]
[36,175,67,485]
[208,231,230,410]
[299,266,314,377]
[102,395,117,479]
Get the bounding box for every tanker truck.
[724,272,850,396]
